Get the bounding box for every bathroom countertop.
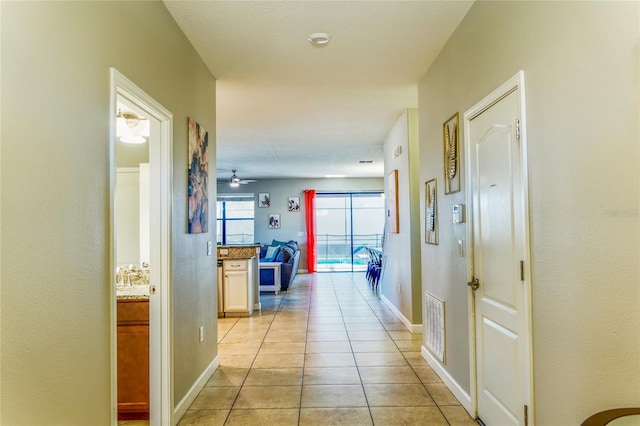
[116,284,150,300]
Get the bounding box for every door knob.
[467,277,480,291]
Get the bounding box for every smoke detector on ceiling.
[307,33,331,46]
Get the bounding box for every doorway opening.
[315,192,385,272]
[110,69,173,425]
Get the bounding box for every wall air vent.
[425,292,445,363]
[359,160,374,164]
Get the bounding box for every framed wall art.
[187,117,209,234]
[387,169,399,233]
[443,112,460,194]
[288,197,300,212]
[425,178,438,245]
[268,214,280,229]
[258,192,270,208]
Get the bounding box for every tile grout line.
[297,277,313,426]
[222,288,287,425]
[343,274,377,426]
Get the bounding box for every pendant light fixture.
[116,109,150,144]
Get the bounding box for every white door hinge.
[516,119,521,140]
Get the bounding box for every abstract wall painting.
[188,117,209,234]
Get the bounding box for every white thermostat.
[452,204,464,224]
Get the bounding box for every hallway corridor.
[179,273,476,425]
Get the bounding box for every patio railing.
[317,233,383,271]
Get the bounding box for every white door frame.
[463,71,534,423]
[110,68,173,425]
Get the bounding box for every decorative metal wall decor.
[425,178,438,245]
[443,113,460,194]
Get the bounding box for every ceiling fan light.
[229,181,240,188]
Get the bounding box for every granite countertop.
[218,244,260,260]
[116,284,150,300]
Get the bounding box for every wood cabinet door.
[117,323,149,418]
[117,300,149,420]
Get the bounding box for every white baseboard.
[421,345,473,416]
[173,355,219,425]
[298,268,308,274]
[380,294,423,333]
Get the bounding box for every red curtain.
[304,190,317,273]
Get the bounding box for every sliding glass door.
[316,192,384,272]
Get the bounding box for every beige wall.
[1,1,216,423]
[419,1,639,423]
[381,110,423,325]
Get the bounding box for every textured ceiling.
[163,1,474,182]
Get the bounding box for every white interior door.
[467,75,532,425]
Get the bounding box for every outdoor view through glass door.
[316,192,385,272]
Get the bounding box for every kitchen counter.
[116,284,150,300]
[218,245,261,316]
[217,244,260,260]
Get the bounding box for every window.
[216,194,255,244]
[315,192,385,271]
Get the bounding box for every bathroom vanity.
[116,285,150,420]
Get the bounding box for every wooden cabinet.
[117,299,149,420]
[223,258,255,316]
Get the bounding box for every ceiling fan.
[229,170,257,187]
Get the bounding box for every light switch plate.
[207,241,213,256]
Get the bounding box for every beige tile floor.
[178,272,477,426]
